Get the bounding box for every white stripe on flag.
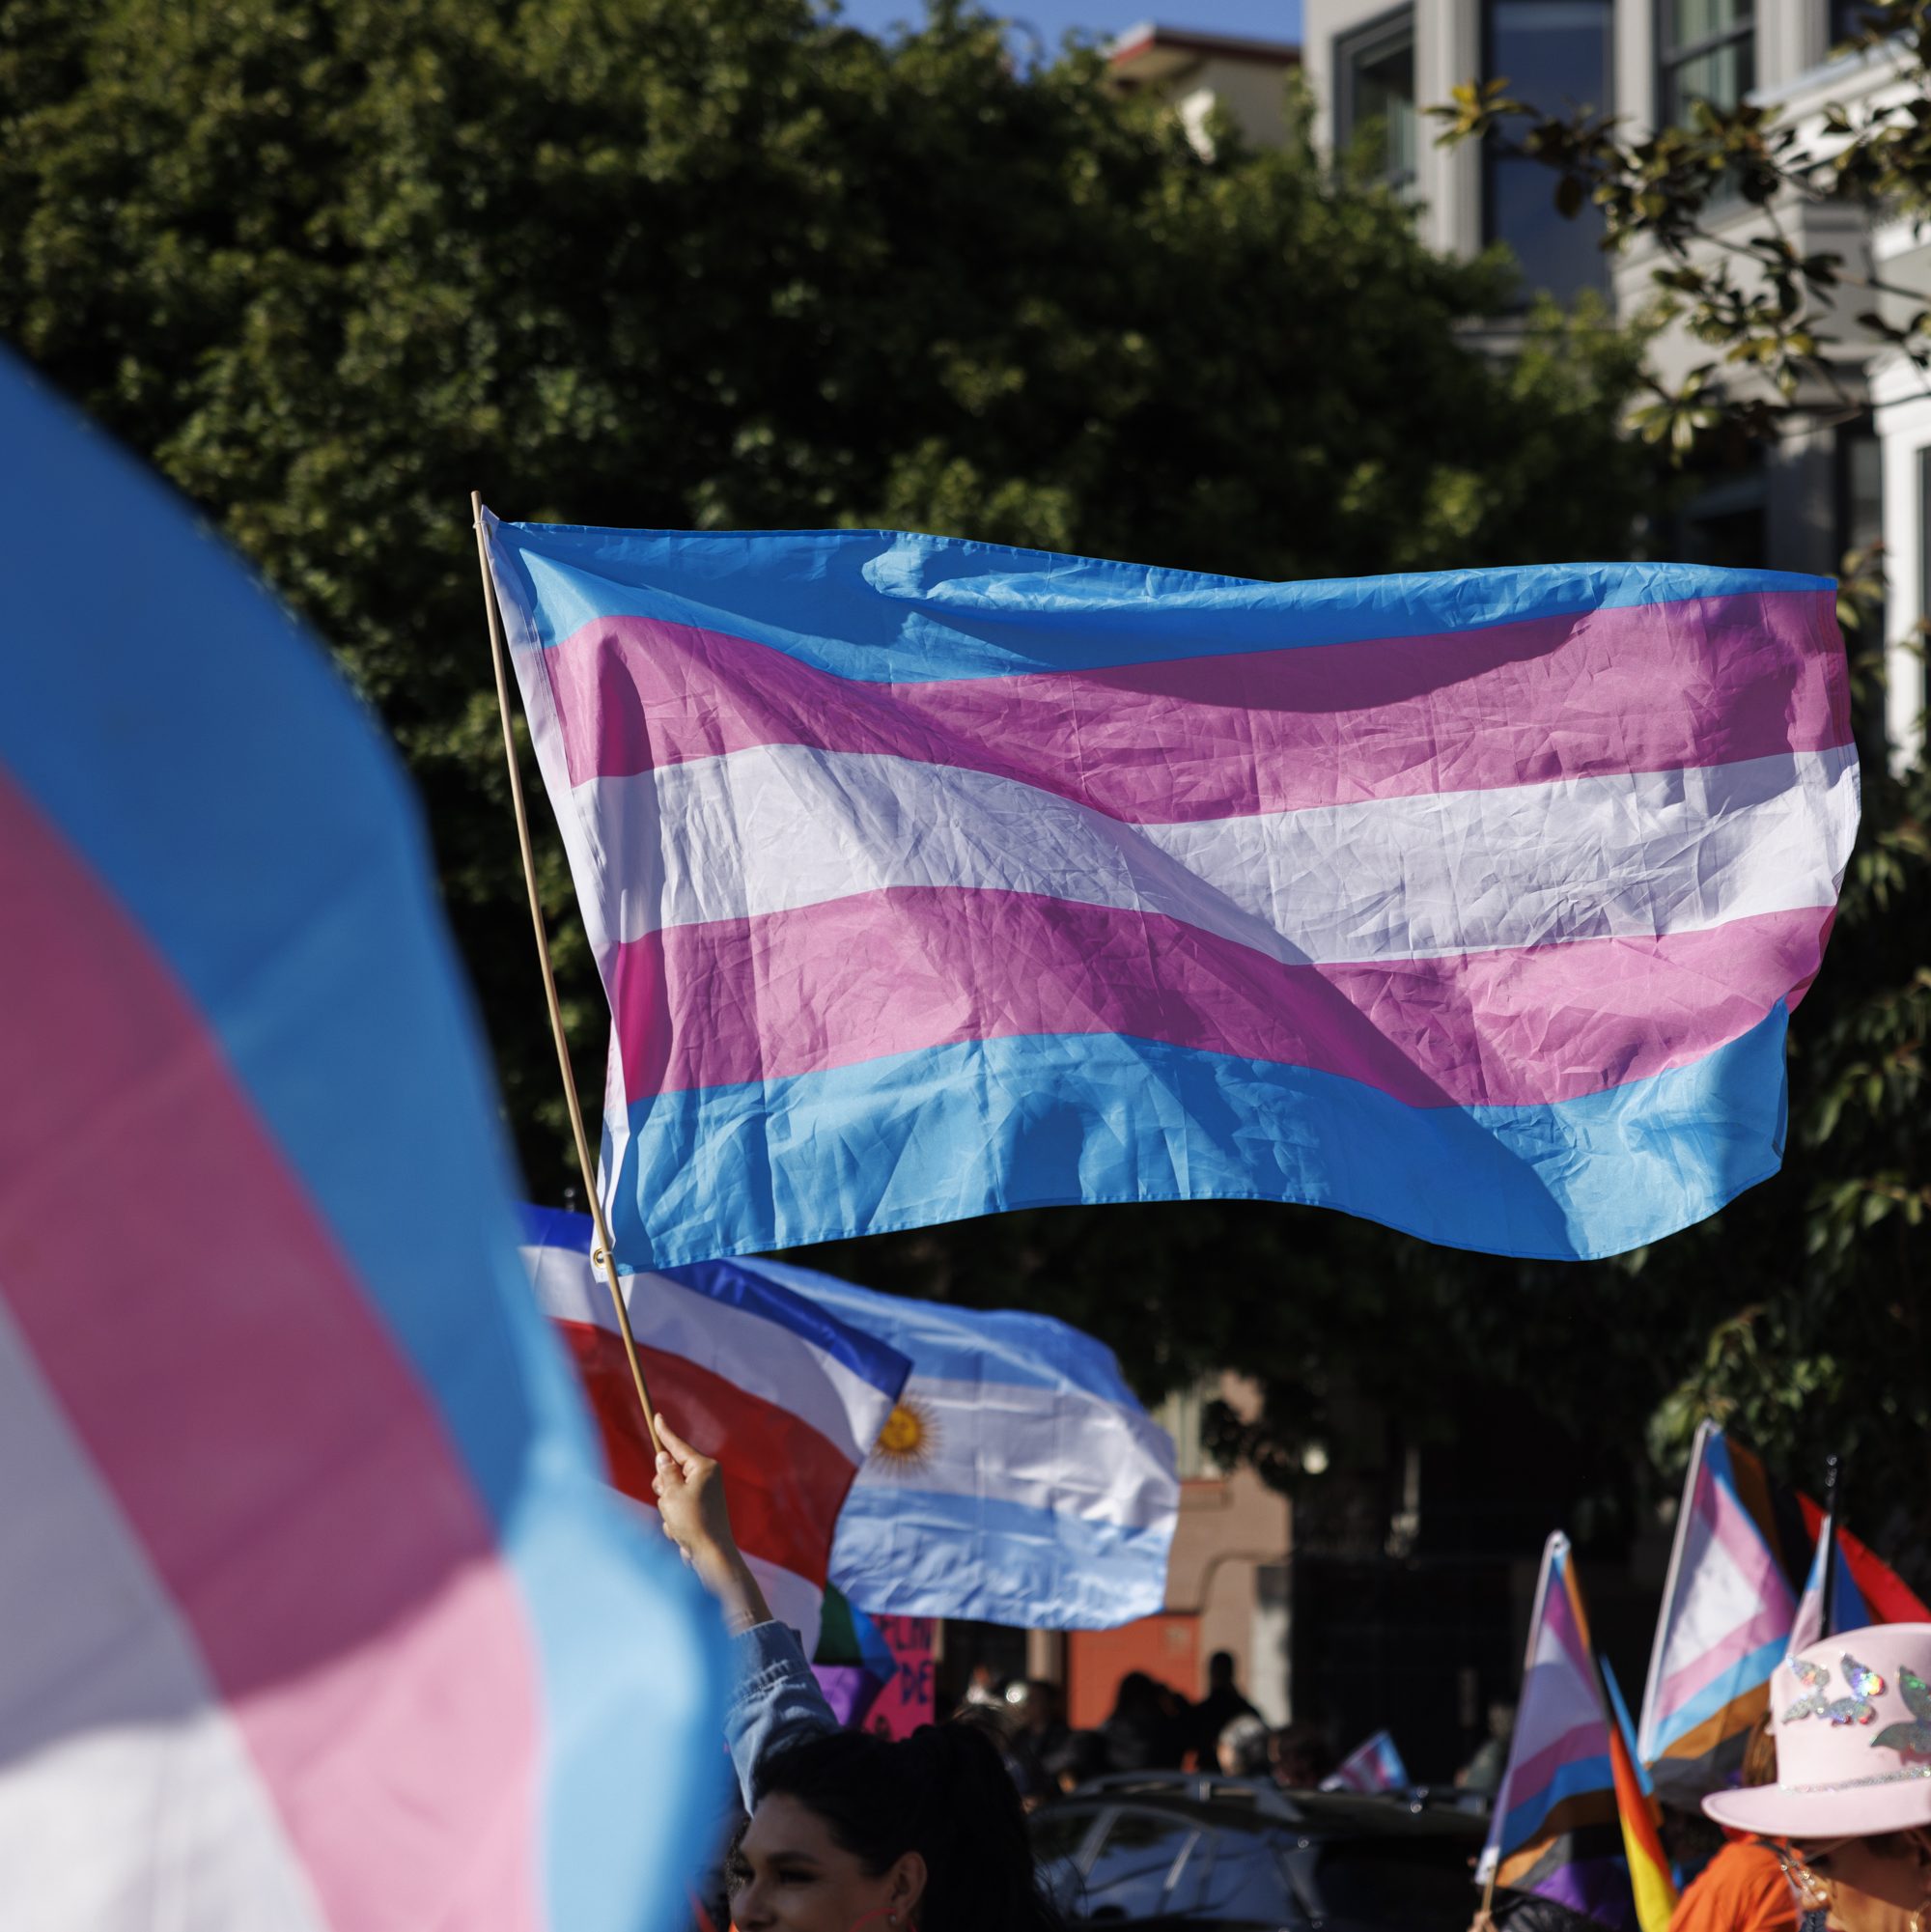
[852,1372,1178,1530]
[572,742,1858,962]
[0,1302,327,1931]
[742,1554,824,1658]
[521,1245,895,1463]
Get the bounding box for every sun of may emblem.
[870,1395,938,1476]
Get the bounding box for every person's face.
[731,1794,925,1932]
[1784,1833,1931,1932]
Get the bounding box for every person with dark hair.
[1044,1729,1110,1794]
[1101,1671,1179,1772]
[652,1413,1065,1932]
[1469,1890,1601,1931]
[1190,1650,1260,1765]
[1269,1719,1336,1789]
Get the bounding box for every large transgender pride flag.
[518,1206,910,1652]
[482,516,1859,1267]
[0,356,728,1929]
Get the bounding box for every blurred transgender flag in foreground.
[0,353,728,1930]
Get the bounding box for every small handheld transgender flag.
[1321,1730,1410,1794]
[1479,1533,1677,1932]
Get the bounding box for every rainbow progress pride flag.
[0,356,729,1930]
[482,518,1858,1267]
[1637,1422,1930,1801]
[1481,1534,1677,1932]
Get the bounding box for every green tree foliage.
[0,0,1654,1179]
[1,1,1680,1513]
[1432,0,1931,1563]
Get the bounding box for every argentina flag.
[743,1259,1179,1630]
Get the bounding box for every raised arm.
[652,1413,838,1806]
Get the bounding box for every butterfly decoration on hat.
[1783,1654,1887,1725]
[1873,1667,1931,1765]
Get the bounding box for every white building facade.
[1258,0,1931,760]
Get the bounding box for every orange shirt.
[1666,1837,1798,1932]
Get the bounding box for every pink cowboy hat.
[1704,1623,1931,1838]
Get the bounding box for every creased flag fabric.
[1637,1422,1927,1801]
[481,515,1857,1267]
[0,354,729,1931]
[519,1206,909,1652]
[1322,1730,1410,1793]
[741,1257,1179,1629]
[1480,1534,1675,1932]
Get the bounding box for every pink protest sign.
[865,1616,935,1739]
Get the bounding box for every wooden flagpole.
[470,491,662,1459]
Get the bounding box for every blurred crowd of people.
[952,1651,1338,1808]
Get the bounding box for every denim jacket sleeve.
[724,1618,838,1810]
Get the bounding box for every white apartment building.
[1126,4,1931,758]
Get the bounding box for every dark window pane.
[1030,1806,1098,1867]
[1485,1,1612,300]
[1189,1834,1302,1921]
[1302,1839,1486,1932]
[1660,0,1754,122]
[1339,12,1417,188]
[1667,0,1752,42]
[1077,1809,1196,1919]
[1917,445,1931,736]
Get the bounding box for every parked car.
[1030,1773,1485,1929]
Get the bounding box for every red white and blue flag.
[519,1208,910,1652]
[0,355,730,1930]
[483,517,1857,1268]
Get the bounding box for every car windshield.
[1077,1807,1199,1918]
[1298,1835,1482,1930]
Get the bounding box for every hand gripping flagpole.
[470,491,662,1460]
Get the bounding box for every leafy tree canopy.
[2,0,1740,1535]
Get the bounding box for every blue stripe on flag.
[1500,1752,1617,1852]
[745,1257,1141,1405]
[608,1015,1792,1270]
[830,1484,1173,1626]
[1833,1541,1873,1633]
[522,1208,907,1395]
[489,518,1826,679]
[1647,1633,1792,1754]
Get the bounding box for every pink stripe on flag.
[1506,1720,1608,1812]
[0,774,541,1932]
[609,890,1831,1108]
[1657,1602,1793,1716]
[1697,1458,1799,1611]
[543,590,1848,822]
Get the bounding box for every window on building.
[1839,425,1887,767]
[1484,1,1613,301]
[1917,444,1931,735]
[1831,0,1877,46]
[1336,9,1417,192]
[1659,0,1756,126]
[1675,466,1769,569]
